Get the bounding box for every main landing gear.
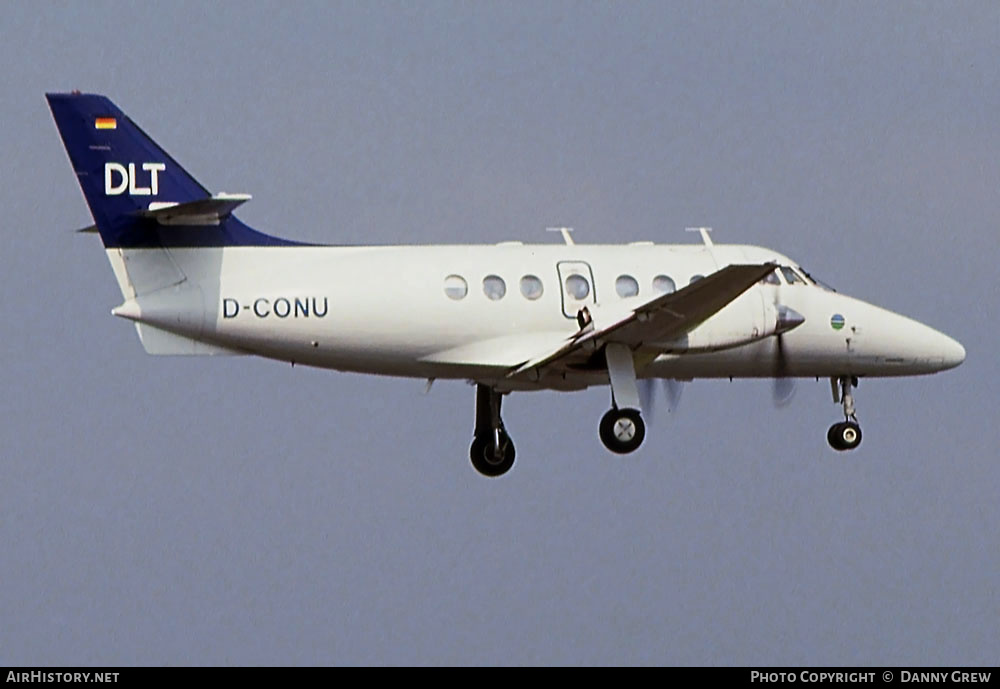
[828,375,862,451]
[598,343,646,455]
[469,344,650,474]
[599,407,645,454]
[470,384,515,477]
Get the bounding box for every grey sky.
[1,1,997,665]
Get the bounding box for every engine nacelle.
[650,298,804,353]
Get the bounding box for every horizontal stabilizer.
[137,193,252,226]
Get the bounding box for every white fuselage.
[111,242,965,391]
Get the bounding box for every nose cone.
[844,297,967,375]
[938,333,966,370]
[905,320,966,373]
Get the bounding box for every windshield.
[798,267,836,292]
[780,266,806,285]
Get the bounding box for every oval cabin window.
[564,274,590,300]
[615,275,639,298]
[520,275,543,300]
[444,274,468,300]
[652,275,676,294]
[483,275,507,301]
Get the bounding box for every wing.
[509,263,775,380]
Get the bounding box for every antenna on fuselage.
[546,227,576,245]
[685,226,714,246]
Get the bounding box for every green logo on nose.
[831,314,845,331]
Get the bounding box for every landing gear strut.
[828,375,862,451]
[470,384,515,477]
[598,343,646,454]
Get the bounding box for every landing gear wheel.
[828,376,863,451]
[827,422,844,450]
[599,408,645,454]
[470,430,516,477]
[470,384,515,477]
[827,421,862,451]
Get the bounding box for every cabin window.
[564,274,590,300]
[483,275,507,300]
[689,274,704,285]
[444,274,468,300]
[780,266,805,285]
[652,275,676,294]
[520,275,543,300]
[615,275,639,298]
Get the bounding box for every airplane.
[47,92,966,477]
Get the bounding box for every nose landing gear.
[828,375,862,451]
[828,420,862,451]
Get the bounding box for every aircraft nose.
[839,298,965,375]
[939,334,966,370]
[912,323,965,371]
[872,306,966,373]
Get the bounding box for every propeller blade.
[773,376,796,406]
[663,378,684,413]
[638,378,683,421]
[772,332,796,407]
[638,378,657,416]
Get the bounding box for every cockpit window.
[760,269,780,285]
[780,266,805,285]
[798,267,836,291]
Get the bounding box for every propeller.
[664,378,684,413]
[772,335,796,406]
[639,378,685,418]
[638,378,656,415]
[772,305,805,407]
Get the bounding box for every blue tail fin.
[47,92,300,247]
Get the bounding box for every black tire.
[470,431,516,477]
[827,422,845,450]
[599,408,646,454]
[828,421,862,451]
